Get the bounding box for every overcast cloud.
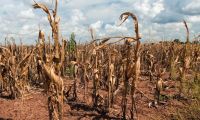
[0,0,200,44]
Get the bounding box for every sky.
[0,0,200,44]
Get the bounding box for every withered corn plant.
[108,51,115,108]
[33,0,60,59]
[33,0,64,119]
[0,40,35,99]
[154,66,165,104]
[1,1,200,119]
[119,12,141,120]
[169,42,180,80]
[146,51,156,82]
[178,20,191,97]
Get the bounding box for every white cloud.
[70,9,86,25]
[182,0,200,15]
[105,24,127,34]
[19,8,35,19]
[104,20,130,36]
[152,0,164,17]
[188,16,200,23]
[0,0,200,44]
[90,20,103,32]
[65,0,107,9]
[132,0,164,19]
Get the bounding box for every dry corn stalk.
[33,1,63,119]
[120,12,141,120]
[38,30,46,61]
[0,43,35,99]
[108,53,115,108]
[33,0,60,59]
[178,20,191,96]
[155,67,165,103]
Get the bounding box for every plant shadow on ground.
[66,101,121,120]
[0,117,13,120]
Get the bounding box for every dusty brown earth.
[0,75,185,120]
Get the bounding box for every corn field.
[0,0,200,120]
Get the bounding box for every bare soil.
[0,75,185,120]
